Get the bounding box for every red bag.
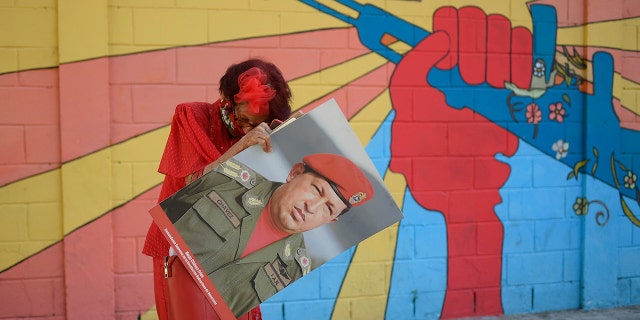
[164,256,261,320]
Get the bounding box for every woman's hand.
[197,122,273,183]
[238,122,273,152]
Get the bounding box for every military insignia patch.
[349,191,367,205]
[215,160,257,189]
[283,242,292,260]
[225,160,241,170]
[240,170,250,182]
[221,167,238,179]
[262,257,292,292]
[246,197,264,208]
[295,248,311,275]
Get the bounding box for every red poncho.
[142,101,239,258]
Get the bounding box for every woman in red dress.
[142,58,293,320]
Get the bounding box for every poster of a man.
[150,99,403,319]
[161,153,374,317]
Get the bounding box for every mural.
[0,0,639,319]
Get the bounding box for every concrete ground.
[458,305,640,320]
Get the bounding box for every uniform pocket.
[252,264,279,302]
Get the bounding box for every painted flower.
[624,171,637,189]
[526,103,542,124]
[533,59,545,78]
[573,197,589,216]
[552,139,569,160]
[549,102,566,123]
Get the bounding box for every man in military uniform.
[160,153,375,317]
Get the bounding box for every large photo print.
[150,99,404,319]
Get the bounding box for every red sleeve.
[158,102,223,180]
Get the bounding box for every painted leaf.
[620,194,640,227]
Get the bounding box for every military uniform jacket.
[160,159,311,317]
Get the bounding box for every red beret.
[302,153,374,208]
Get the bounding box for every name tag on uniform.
[262,257,292,291]
[206,191,241,228]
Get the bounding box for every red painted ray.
[0,28,370,187]
[615,98,640,131]
[532,0,640,26]
[0,67,60,186]
[301,61,395,118]
[0,185,160,318]
[0,242,65,317]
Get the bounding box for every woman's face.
[234,102,269,134]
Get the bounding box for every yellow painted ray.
[557,18,640,52]
[327,89,407,319]
[0,127,167,272]
[354,0,534,31]
[289,38,413,110]
[288,52,390,110]
[332,169,408,319]
[140,306,159,320]
[0,0,348,74]
[327,42,412,320]
[2,0,538,75]
[349,88,395,146]
[615,74,640,116]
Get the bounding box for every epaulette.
[281,237,311,276]
[214,159,258,189]
[294,247,311,276]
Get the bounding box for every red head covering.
[233,67,276,116]
[302,153,375,208]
